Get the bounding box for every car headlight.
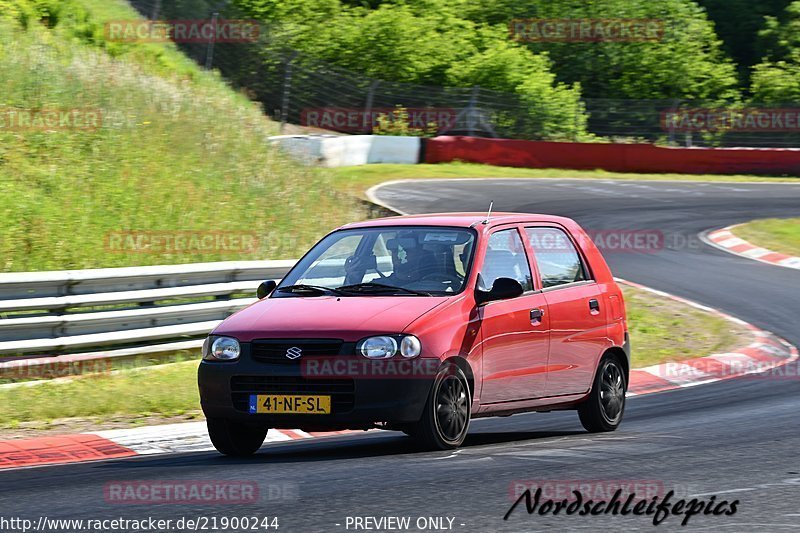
[399,335,422,358]
[358,336,397,359]
[358,335,421,359]
[203,336,240,361]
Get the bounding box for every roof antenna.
[481,201,494,225]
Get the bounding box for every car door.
[478,227,550,404]
[524,226,608,397]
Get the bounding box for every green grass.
[0,286,749,430]
[623,286,748,368]
[733,218,800,257]
[2,0,207,80]
[329,163,799,199]
[0,349,201,384]
[0,3,363,272]
[0,361,201,428]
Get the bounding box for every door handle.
[530,308,544,321]
[589,299,600,313]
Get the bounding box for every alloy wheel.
[599,362,625,423]
[434,375,469,441]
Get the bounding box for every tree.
[750,1,800,103]
[750,61,800,103]
[455,0,740,102]
[445,37,587,140]
[233,0,589,139]
[757,0,800,62]
[696,0,790,83]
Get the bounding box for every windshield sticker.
[424,232,459,243]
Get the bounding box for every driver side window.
[480,229,534,292]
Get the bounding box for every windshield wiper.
[275,284,343,296]
[336,282,432,296]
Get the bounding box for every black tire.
[410,364,471,450]
[207,418,268,457]
[578,355,626,432]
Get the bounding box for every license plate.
[248,394,331,414]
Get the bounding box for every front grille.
[250,339,345,364]
[231,375,355,413]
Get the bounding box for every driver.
[386,233,438,284]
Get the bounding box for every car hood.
[212,295,450,342]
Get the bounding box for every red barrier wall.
[424,136,800,175]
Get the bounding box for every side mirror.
[257,280,277,299]
[475,277,524,305]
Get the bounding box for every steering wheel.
[420,272,463,286]
[345,255,387,278]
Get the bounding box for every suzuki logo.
[286,346,303,360]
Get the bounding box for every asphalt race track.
[2,179,800,532]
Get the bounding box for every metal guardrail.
[0,260,295,300]
[0,281,261,314]
[0,261,295,357]
[0,299,257,341]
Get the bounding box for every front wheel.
[410,364,471,450]
[578,355,626,432]
[207,418,268,456]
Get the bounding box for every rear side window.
[526,227,589,288]
[480,229,534,292]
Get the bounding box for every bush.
[372,107,438,137]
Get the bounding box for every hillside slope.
[0,0,360,272]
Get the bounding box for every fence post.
[364,80,380,133]
[467,86,480,137]
[280,52,298,134]
[150,0,162,19]
[204,12,219,70]
[668,99,680,146]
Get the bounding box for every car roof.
[341,212,574,230]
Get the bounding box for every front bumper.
[198,353,436,431]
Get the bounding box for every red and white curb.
[619,279,798,396]
[705,225,800,270]
[0,423,368,470]
[95,423,364,457]
[1,281,796,471]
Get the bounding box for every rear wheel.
[207,418,268,456]
[578,355,626,432]
[410,364,471,450]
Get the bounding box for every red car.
[198,213,629,455]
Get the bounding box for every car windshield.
[276,226,476,296]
